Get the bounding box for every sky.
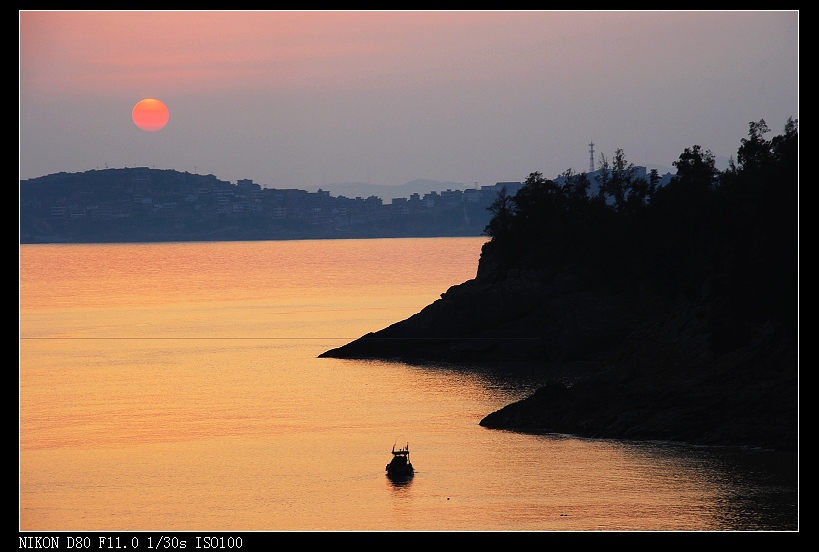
[19,10,799,191]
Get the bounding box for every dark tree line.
[483,118,798,341]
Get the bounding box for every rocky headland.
[321,120,799,452]
[320,247,797,452]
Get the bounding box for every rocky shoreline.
[320,265,798,452]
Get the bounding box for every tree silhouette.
[482,118,797,338]
[483,185,514,240]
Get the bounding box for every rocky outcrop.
[479,305,798,451]
[319,246,798,452]
[320,268,657,364]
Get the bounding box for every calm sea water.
[19,238,798,531]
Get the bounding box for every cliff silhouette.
[321,119,799,452]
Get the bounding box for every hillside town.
[20,167,528,243]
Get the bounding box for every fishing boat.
[386,442,414,478]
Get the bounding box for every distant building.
[462,188,482,203]
[493,182,524,195]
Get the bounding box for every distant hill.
[19,167,498,244]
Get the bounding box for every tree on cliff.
[483,185,515,240]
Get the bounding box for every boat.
[386,442,414,478]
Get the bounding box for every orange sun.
[132,98,169,132]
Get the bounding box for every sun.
[132,98,169,132]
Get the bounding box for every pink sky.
[22,12,554,96]
[19,10,799,189]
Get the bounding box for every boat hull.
[386,443,414,479]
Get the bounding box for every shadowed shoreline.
[320,272,797,452]
[322,119,798,453]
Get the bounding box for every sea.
[19,237,798,531]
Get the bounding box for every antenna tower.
[588,141,595,173]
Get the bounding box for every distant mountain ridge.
[18,167,500,243]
